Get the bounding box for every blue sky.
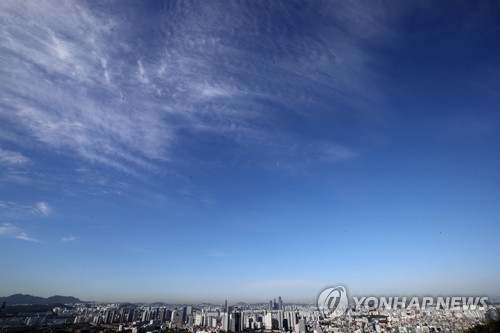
[1,0,499,303]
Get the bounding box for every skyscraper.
[230,312,242,332]
[181,306,187,322]
[223,313,229,331]
[278,311,284,329]
[265,312,273,329]
[171,310,182,324]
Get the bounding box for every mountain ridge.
[0,294,82,305]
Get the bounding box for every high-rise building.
[278,311,284,329]
[181,306,187,322]
[265,312,273,329]
[159,308,166,322]
[165,309,172,322]
[223,313,230,331]
[171,310,182,324]
[195,313,203,326]
[287,311,298,329]
[126,310,134,322]
[142,309,149,322]
[230,312,242,332]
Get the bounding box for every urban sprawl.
[1,296,499,333]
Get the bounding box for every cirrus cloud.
[61,236,77,242]
[35,201,52,216]
[0,0,392,178]
[0,148,31,166]
[0,223,41,242]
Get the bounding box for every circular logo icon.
[317,286,348,318]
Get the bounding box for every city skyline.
[1,1,500,303]
[3,296,492,333]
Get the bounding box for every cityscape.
[0,294,499,333]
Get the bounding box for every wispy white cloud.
[318,143,357,162]
[35,201,52,216]
[0,222,17,235]
[16,232,41,242]
[0,148,31,165]
[137,60,150,84]
[61,236,77,242]
[0,1,171,175]
[0,170,32,185]
[101,57,111,84]
[0,200,54,219]
[0,223,41,242]
[0,0,393,178]
[196,84,234,98]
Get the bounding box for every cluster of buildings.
[318,303,498,333]
[64,297,312,333]
[0,296,498,333]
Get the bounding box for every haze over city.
[1,0,499,304]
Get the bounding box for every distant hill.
[0,294,82,305]
[118,302,139,308]
[148,302,168,307]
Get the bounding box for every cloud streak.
[16,232,41,243]
[0,1,393,178]
[0,223,17,235]
[0,200,54,219]
[35,201,52,216]
[0,1,171,175]
[0,223,41,242]
[0,148,31,166]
